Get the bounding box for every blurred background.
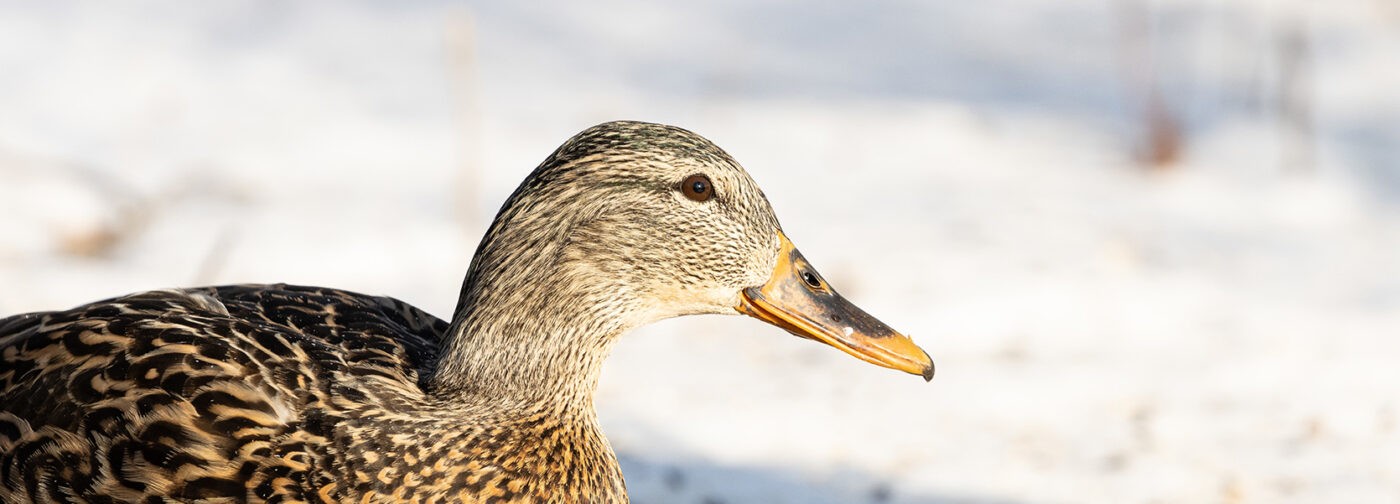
[1,1,1397,502]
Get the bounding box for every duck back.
[0,284,448,501]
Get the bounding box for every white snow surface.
[1,2,1398,503]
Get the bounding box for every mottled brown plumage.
[0,121,932,503]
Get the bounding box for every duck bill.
[735,232,934,381]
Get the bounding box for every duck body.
[0,284,624,502]
[0,121,931,503]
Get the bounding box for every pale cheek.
[738,240,782,289]
[683,284,745,313]
[716,287,746,312]
[636,284,743,323]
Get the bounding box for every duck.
[0,120,933,503]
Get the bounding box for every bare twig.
[444,9,482,236]
[1116,0,1184,170]
[1276,20,1314,174]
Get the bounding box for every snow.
[1,1,1398,503]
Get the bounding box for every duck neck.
[429,222,641,412]
[432,292,630,411]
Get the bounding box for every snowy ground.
[1,2,1398,503]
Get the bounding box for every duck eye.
[800,270,823,289]
[680,174,713,202]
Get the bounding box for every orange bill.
[736,231,934,381]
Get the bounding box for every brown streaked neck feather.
[431,273,635,410]
[428,159,641,411]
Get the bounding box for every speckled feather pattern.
[0,121,783,503]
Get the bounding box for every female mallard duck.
[0,121,932,503]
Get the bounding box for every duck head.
[438,121,931,401]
